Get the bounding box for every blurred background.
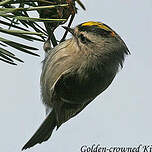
[0,0,152,151]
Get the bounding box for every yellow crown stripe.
[81,21,112,32]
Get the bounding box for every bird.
[22,21,130,150]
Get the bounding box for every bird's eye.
[78,34,91,44]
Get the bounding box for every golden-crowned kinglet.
[22,21,130,150]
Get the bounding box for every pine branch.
[0,0,85,65]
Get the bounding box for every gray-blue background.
[0,0,152,151]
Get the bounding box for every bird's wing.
[50,69,96,128]
[52,91,91,128]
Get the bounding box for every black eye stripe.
[78,34,92,43]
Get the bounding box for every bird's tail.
[22,110,56,150]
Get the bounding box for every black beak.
[62,26,75,36]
